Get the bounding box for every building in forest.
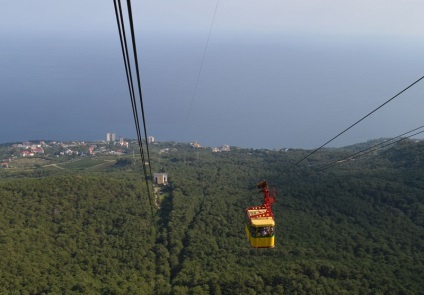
[154,173,168,185]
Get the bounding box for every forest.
[0,139,423,294]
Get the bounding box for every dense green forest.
[1,140,424,294]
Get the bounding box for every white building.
[148,136,155,143]
[212,144,231,153]
[106,132,116,142]
[154,173,168,185]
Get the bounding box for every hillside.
[0,140,423,294]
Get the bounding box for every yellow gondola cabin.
[245,180,276,248]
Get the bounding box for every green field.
[58,158,116,170]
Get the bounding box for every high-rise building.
[148,136,155,143]
[106,132,116,142]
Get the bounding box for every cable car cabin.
[245,208,275,248]
[245,180,276,248]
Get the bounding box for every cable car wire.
[125,0,156,213]
[113,0,146,169]
[316,125,424,171]
[114,0,147,178]
[113,0,155,218]
[281,75,424,174]
[126,0,154,184]
[182,0,220,142]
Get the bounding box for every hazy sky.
[1,0,424,148]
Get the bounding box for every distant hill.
[382,139,424,168]
[340,138,392,152]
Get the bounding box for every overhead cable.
[113,0,154,218]
[113,0,146,169]
[182,0,220,142]
[125,0,154,185]
[316,125,424,171]
[282,75,424,174]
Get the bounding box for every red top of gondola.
[245,180,276,219]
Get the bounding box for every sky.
[1,0,424,149]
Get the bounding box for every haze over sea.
[1,1,424,149]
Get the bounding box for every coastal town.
[0,133,231,170]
